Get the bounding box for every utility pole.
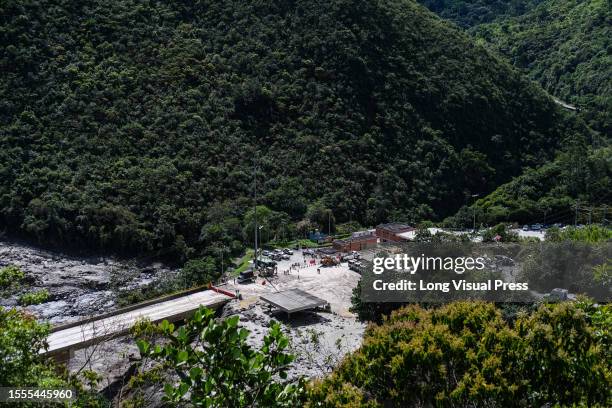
[575,200,579,226]
[220,246,225,276]
[471,194,479,232]
[253,157,258,271]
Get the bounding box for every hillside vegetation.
[418,0,542,28]
[1,0,572,260]
[473,0,611,133]
[448,144,611,226]
[307,301,611,407]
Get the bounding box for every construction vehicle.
[259,265,277,277]
[321,256,339,267]
[237,269,255,284]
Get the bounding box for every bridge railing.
[49,284,223,334]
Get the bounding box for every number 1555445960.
[0,388,75,402]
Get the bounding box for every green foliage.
[0,0,570,260]
[243,205,293,244]
[0,264,25,289]
[232,249,254,275]
[180,257,218,287]
[308,301,611,407]
[547,224,612,243]
[0,307,107,407]
[419,0,542,28]
[335,221,364,235]
[116,281,180,307]
[0,307,61,387]
[134,307,305,407]
[350,279,405,324]
[472,0,611,132]
[306,202,336,234]
[519,241,610,296]
[420,0,610,133]
[482,223,519,242]
[453,145,611,226]
[18,289,50,306]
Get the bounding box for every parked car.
[283,248,293,255]
[531,224,543,231]
[522,225,529,231]
[281,254,290,260]
[262,250,271,257]
[349,261,365,273]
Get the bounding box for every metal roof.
[260,289,328,313]
[376,223,413,233]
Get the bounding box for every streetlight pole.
[220,246,225,276]
[253,157,258,270]
[471,194,479,232]
[575,200,579,226]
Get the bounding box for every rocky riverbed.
[0,240,178,324]
[221,300,365,380]
[1,240,367,403]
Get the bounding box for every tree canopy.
[0,0,573,261]
[307,301,611,407]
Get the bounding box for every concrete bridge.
[42,287,234,362]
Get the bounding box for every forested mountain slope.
[473,0,611,133]
[447,144,611,226]
[1,0,571,259]
[419,0,611,133]
[418,0,543,28]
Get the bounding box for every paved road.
[511,229,545,240]
[44,290,231,355]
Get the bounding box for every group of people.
[280,254,325,276]
[282,261,306,275]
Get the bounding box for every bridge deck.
[44,290,231,355]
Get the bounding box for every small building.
[375,223,414,242]
[333,231,378,252]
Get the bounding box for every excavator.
[321,256,339,267]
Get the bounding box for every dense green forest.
[0,0,574,261]
[418,0,543,28]
[418,0,611,223]
[419,0,611,133]
[473,0,611,133]
[448,144,611,226]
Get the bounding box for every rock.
[0,240,178,323]
[27,300,70,320]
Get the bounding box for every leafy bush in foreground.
[133,307,305,407]
[307,301,611,407]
